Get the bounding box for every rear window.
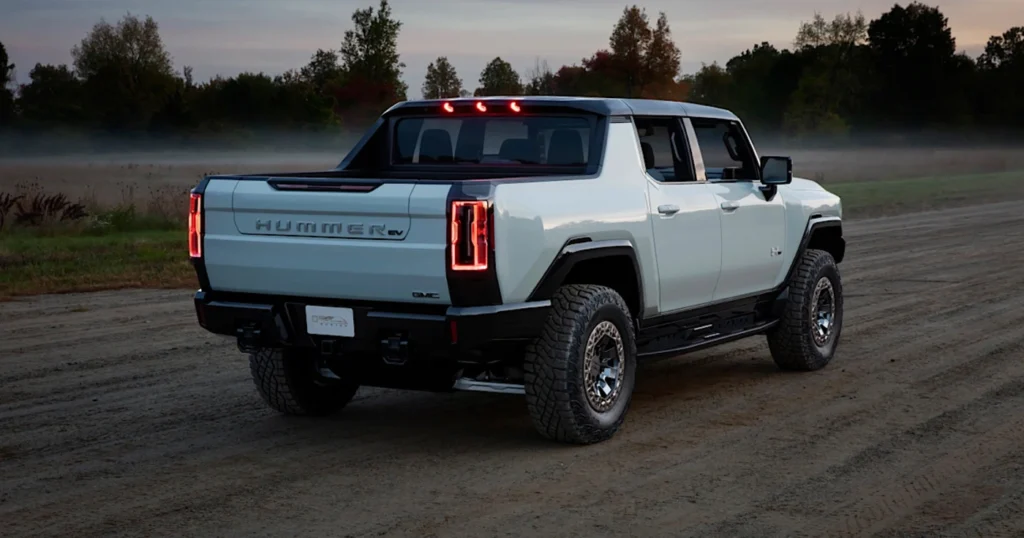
[392,115,594,167]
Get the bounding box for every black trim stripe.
[444,182,503,307]
[527,238,645,316]
[267,179,381,193]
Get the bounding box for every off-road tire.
[524,284,638,444]
[767,248,843,371]
[249,347,359,416]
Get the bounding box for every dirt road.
[3,202,1024,537]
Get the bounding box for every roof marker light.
[442,102,454,113]
[509,101,521,113]
[475,101,487,113]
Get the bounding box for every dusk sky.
[2,0,1018,98]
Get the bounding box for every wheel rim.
[811,276,836,346]
[583,320,626,413]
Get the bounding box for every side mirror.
[760,156,793,185]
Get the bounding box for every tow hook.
[380,334,409,365]
[236,323,262,353]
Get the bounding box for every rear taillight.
[450,200,489,271]
[189,193,203,258]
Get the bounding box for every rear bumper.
[193,291,551,360]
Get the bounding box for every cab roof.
[386,96,739,122]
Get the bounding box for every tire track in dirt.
[2,202,1023,538]
[549,302,1024,536]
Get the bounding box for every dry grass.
[0,153,341,207]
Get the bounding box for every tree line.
[0,0,1022,151]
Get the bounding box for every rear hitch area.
[236,323,264,354]
[379,333,410,366]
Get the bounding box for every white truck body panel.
[490,121,659,315]
[644,179,723,313]
[705,181,788,300]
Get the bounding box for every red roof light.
[509,101,521,113]
[475,101,488,113]
[442,102,454,113]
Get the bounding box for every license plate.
[305,306,355,337]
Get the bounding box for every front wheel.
[523,284,638,445]
[767,248,844,371]
[249,347,360,416]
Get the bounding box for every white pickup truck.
[189,96,846,444]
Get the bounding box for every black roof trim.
[383,96,739,121]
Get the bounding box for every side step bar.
[637,320,779,361]
[453,378,526,395]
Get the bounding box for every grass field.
[0,230,190,298]
[2,146,1023,299]
[832,170,1024,218]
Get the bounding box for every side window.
[690,119,759,181]
[633,117,696,183]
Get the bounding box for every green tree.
[0,42,13,87]
[17,64,88,124]
[866,2,961,128]
[339,0,407,101]
[782,11,868,135]
[524,58,557,96]
[686,62,732,106]
[794,11,867,50]
[71,12,177,130]
[725,43,801,129]
[979,27,1024,69]
[71,13,173,80]
[474,57,523,96]
[977,27,1024,127]
[421,56,462,99]
[301,49,343,91]
[0,42,15,125]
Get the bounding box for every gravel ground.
[2,201,1023,538]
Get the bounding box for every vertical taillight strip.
[189,192,203,258]
[445,186,502,307]
[450,200,489,271]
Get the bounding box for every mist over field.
[3,130,1023,195]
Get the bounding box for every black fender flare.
[782,217,844,285]
[526,238,645,317]
[796,217,844,261]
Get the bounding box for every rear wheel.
[767,248,844,371]
[523,284,637,444]
[249,347,360,416]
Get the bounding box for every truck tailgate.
[201,178,452,304]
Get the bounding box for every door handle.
[720,201,739,211]
[657,204,680,215]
